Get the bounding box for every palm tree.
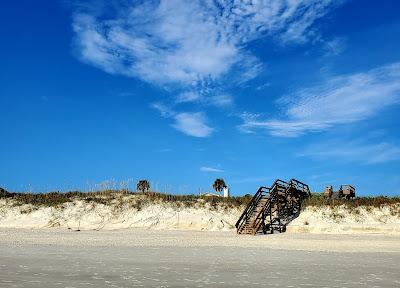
[136,180,150,193]
[212,178,226,195]
[0,187,9,197]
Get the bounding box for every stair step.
[237,179,308,235]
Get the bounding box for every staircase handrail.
[242,179,288,233]
[235,186,269,230]
[288,178,311,197]
[235,178,289,230]
[236,178,312,235]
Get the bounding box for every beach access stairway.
[235,179,311,235]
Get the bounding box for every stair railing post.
[262,208,266,234]
[269,200,273,234]
[277,194,282,233]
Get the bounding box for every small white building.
[200,187,230,198]
[223,187,230,198]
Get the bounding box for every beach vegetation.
[0,189,398,216]
[136,180,150,193]
[212,178,227,194]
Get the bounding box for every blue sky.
[1,0,400,196]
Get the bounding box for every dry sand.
[1,228,400,287]
[1,228,400,253]
[1,198,400,234]
[0,198,241,231]
[290,205,400,234]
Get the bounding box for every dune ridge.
[1,195,400,234]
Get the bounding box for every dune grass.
[1,189,399,212]
[303,193,400,208]
[0,189,253,210]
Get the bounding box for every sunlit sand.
[1,228,399,287]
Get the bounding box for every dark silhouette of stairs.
[235,179,311,235]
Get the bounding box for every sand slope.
[289,205,400,234]
[1,197,399,234]
[0,198,241,231]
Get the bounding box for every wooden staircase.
[238,197,270,234]
[235,179,310,235]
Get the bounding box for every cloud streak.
[240,62,400,137]
[72,0,341,91]
[200,166,224,173]
[300,141,400,164]
[172,113,214,137]
[152,103,214,137]
[72,0,344,137]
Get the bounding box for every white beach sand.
[1,228,400,287]
[289,205,400,234]
[0,198,241,231]
[1,228,400,253]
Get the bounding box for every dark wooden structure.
[338,184,356,199]
[324,185,333,198]
[324,184,356,199]
[235,179,311,235]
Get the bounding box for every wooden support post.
[269,203,273,234]
[262,209,266,234]
[277,196,282,233]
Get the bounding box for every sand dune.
[290,205,400,234]
[0,198,241,231]
[1,197,399,234]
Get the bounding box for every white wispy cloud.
[256,82,271,91]
[173,113,214,137]
[175,92,200,104]
[300,141,400,164]
[151,102,175,118]
[152,103,214,137]
[239,62,400,137]
[72,1,343,137]
[209,94,234,108]
[200,166,224,173]
[174,91,233,108]
[323,37,346,56]
[72,0,341,92]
